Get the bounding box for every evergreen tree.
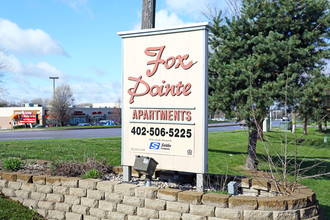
[209,0,329,170]
[295,75,328,134]
[308,75,329,133]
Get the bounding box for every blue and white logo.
[149,142,160,150]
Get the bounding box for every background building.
[0,105,45,129]
[0,103,121,129]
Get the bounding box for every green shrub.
[2,158,22,171]
[208,190,229,195]
[13,125,26,129]
[82,169,103,179]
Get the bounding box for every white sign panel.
[118,23,209,173]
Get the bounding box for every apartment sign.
[118,23,209,173]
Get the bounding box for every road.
[0,127,122,141]
[0,121,282,141]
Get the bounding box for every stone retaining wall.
[0,172,321,220]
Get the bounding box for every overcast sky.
[0,0,230,105]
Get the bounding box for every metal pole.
[53,79,55,96]
[123,165,132,182]
[49,77,59,98]
[196,173,204,192]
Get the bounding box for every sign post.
[119,23,209,189]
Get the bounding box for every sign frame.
[118,22,209,174]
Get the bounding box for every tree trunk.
[141,0,156,29]
[245,126,258,170]
[257,118,264,140]
[324,119,327,130]
[318,122,322,132]
[303,117,308,135]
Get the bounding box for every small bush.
[82,169,103,179]
[2,158,22,171]
[13,125,26,129]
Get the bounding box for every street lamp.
[49,77,59,98]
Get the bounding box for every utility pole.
[49,77,59,99]
[141,0,156,29]
[123,0,156,183]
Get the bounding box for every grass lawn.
[0,127,329,217]
[0,137,122,166]
[13,125,121,130]
[0,193,43,219]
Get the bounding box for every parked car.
[282,116,290,121]
[77,123,91,126]
[98,120,115,126]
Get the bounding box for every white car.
[77,123,91,126]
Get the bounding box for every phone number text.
[131,126,192,138]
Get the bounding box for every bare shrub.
[50,157,113,177]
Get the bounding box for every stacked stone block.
[0,172,321,219]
